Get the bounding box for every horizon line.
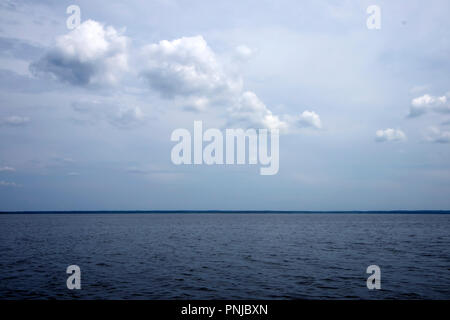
[1,210,450,214]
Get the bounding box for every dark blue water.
[0,214,449,299]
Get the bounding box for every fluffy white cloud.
[285,111,322,129]
[140,35,242,100]
[30,22,322,132]
[229,91,288,130]
[375,128,407,142]
[30,20,128,86]
[409,93,450,117]
[141,35,321,131]
[424,127,450,143]
[0,116,30,126]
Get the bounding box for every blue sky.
[0,0,449,211]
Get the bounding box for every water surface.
[0,213,449,299]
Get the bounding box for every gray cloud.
[30,20,129,87]
[30,54,97,86]
[0,36,43,60]
[107,106,145,128]
[408,93,450,117]
[0,69,61,93]
[71,100,146,129]
[375,128,407,142]
[0,115,30,126]
[425,127,450,144]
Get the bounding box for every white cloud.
[424,127,450,143]
[30,20,129,86]
[0,116,30,126]
[375,128,407,142]
[140,35,321,131]
[29,22,322,132]
[228,91,288,130]
[0,166,15,172]
[409,93,450,117]
[285,111,322,129]
[140,35,242,100]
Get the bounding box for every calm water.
[0,213,449,299]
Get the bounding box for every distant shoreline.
[1,210,450,214]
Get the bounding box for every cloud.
[409,84,430,95]
[52,156,75,164]
[228,91,288,130]
[0,69,62,93]
[409,93,450,117]
[0,116,30,126]
[125,165,180,177]
[0,180,20,187]
[284,111,322,129]
[0,166,15,172]
[140,35,242,100]
[229,93,322,131]
[0,36,43,60]
[30,20,129,86]
[375,128,407,142]
[234,45,254,61]
[72,100,146,128]
[424,127,450,144]
[140,35,320,131]
[125,166,149,174]
[39,156,76,170]
[28,22,321,132]
[108,106,145,128]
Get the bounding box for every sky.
[0,0,449,211]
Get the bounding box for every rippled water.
[0,213,449,299]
